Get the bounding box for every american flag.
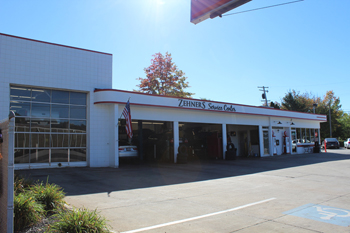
[122,100,133,139]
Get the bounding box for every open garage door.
[118,120,174,164]
[179,122,223,161]
[227,125,260,157]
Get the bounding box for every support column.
[173,121,179,163]
[138,121,143,161]
[222,124,227,160]
[259,125,264,157]
[287,127,292,154]
[269,118,274,156]
[247,129,251,156]
[110,104,119,168]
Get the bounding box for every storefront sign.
[178,99,236,112]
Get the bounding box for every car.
[344,138,350,149]
[118,141,138,157]
[323,138,340,149]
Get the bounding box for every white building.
[0,33,327,169]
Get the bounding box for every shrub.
[30,179,66,214]
[14,192,45,232]
[14,174,33,195]
[47,208,111,233]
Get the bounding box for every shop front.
[95,89,327,167]
[0,33,328,169]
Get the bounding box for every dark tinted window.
[70,134,86,147]
[31,103,50,118]
[15,117,30,132]
[31,133,50,147]
[14,149,30,164]
[32,88,51,102]
[51,149,68,162]
[15,133,30,147]
[70,149,86,161]
[51,119,69,132]
[51,134,69,147]
[70,92,86,105]
[70,120,86,132]
[10,86,31,101]
[52,90,69,104]
[52,105,69,118]
[10,101,30,117]
[70,106,86,119]
[30,149,49,163]
[31,118,51,132]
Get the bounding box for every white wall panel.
[0,33,113,168]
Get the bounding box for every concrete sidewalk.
[17,150,350,232]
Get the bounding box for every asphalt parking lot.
[17,149,350,233]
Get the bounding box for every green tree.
[316,91,343,139]
[281,90,311,112]
[135,52,193,98]
[279,90,344,139]
[269,101,280,109]
[338,113,350,139]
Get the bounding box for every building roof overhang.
[94,89,327,122]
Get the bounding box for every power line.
[223,0,304,16]
[269,82,344,88]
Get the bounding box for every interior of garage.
[226,125,260,157]
[178,122,222,161]
[118,119,173,163]
[118,120,261,164]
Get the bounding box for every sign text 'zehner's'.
[178,99,236,112]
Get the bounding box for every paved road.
[17,149,350,232]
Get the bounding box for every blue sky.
[1,0,349,113]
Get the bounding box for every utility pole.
[258,86,269,106]
[329,101,332,138]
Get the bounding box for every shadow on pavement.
[16,151,350,196]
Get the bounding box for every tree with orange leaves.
[135,52,193,98]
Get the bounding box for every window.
[10,85,87,165]
[310,129,315,143]
[305,128,310,143]
[292,128,319,144]
[297,128,301,143]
